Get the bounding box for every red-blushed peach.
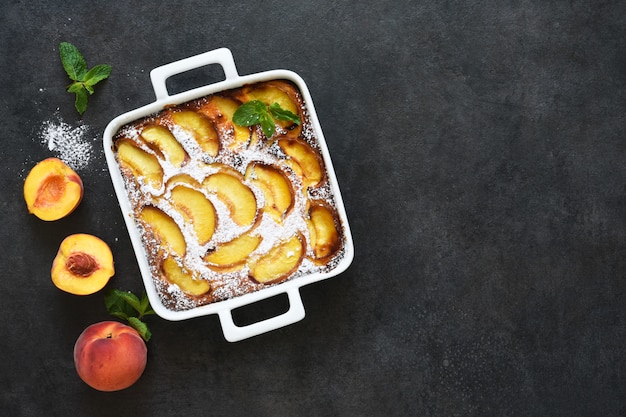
[23,157,84,221]
[73,321,147,392]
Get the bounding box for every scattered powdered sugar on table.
[39,114,94,170]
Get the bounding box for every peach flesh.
[51,234,115,295]
[74,321,147,392]
[23,157,83,221]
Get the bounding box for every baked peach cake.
[111,80,346,311]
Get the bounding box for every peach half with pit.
[51,234,115,295]
[74,321,147,392]
[23,157,83,221]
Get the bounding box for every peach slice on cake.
[307,201,341,263]
[171,110,219,157]
[248,233,305,284]
[165,173,202,190]
[138,206,186,256]
[51,234,115,295]
[245,162,293,223]
[139,125,187,167]
[202,171,257,227]
[169,185,216,245]
[161,257,211,296]
[116,139,163,189]
[23,157,83,221]
[200,95,251,149]
[277,137,324,189]
[204,231,262,270]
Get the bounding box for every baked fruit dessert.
[111,80,346,311]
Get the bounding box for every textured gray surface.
[1,1,624,416]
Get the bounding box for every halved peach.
[161,257,210,296]
[169,185,216,245]
[277,137,324,188]
[307,201,341,263]
[51,234,114,295]
[202,171,257,227]
[138,206,186,256]
[204,231,262,268]
[248,233,304,284]
[200,95,251,149]
[245,162,293,223]
[116,139,163,189]
[23,158,83,221]
[171,110,219,157]
[139,125,187,167]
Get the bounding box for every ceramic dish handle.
[217,288,306,342]
[149,47,239,100]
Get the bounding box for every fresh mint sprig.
[233,100,300,138]
[59,42,112,115]
[104,289,155,342]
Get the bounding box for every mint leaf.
[66,82,84,93]
[259,111,276,138]
[59,42,87,81]
[139,292,156,316]
[59,42,111,115]
[269,103,300,125]
[232,100,266,126]
[104,289,134,320]
[233,100,299,138]
[128,317,152,342]
[74,89,88,115]
[83,64,113,86]
[105,289,155,342]
[114,289,142,311]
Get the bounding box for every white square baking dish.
[103,48,353,342]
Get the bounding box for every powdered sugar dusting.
[39,114,94,170]
[112,81,347,312]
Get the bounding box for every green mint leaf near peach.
[59,41,111,115]
[128,317,151,342]
[105,289,154,341]
[233,100,299,139]
[269,102,300,125]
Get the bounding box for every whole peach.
[73,321,147,391]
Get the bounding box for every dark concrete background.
[1,1,624,416]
